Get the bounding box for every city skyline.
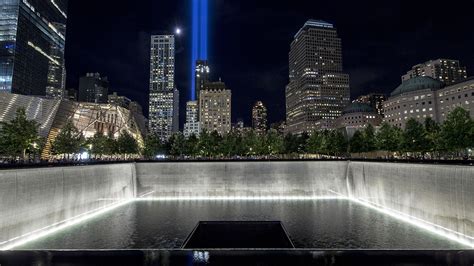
[60,0,473,126]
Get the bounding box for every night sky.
[65,0,474,127]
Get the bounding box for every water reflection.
[19,200,464,249]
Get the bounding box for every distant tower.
[286,20,350,134]
[78,73,109,103]
[252,101,268,134]
[148,35,179,141]
[184,101,200,137]
[191,0,209,101]
[402,59,468,85]
[194,60,210,101]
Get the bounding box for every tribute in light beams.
[191,0,208,101]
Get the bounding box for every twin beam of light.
[191,0,208,101]
[2,195,474,250]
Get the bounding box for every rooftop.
[391,76,444,97]
[295,19,334,38]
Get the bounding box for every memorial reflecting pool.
[18,200,464,250]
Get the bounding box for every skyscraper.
[199,81,231,135]
[184,101,200,137]
[285,20,350,134]
[252,101,267,134]
[402,59,467,85]
[195,60,210,101]
[78,73,109,103]
[0,0,68,96]
[148,35,179,141]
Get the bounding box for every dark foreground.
[1,250,473,266]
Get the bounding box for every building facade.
[0,0,68,96]
[384,76,474,128]
[184,101,200,137]
[0,92,144,159]
[402,59,467,85]
[252,101,267,134]
[108,92,131,108]
[195,60,210,101]
[149,89,179,141]
[335,102,383,137]
[78,73,109,104]
[286,20,350,134]
[353,93,387,117]
[148,35,179,140]
[199,81,231,135]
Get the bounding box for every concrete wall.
[1,161,473,249]
[136,161,350,198]
[136,161,474,244]
[0,164,136,247]
[347,162,474,241]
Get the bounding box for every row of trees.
[347,107,474,158]
[51,121,140,160]
[1,107,473,161]
[147,107,474,159]
[0,108,140,161]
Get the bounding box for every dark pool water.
[19,200,464,249]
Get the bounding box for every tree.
[424,118,441,155]
[440,107,474,153]
[376,123,402,155]
[170,133,186,157]
[363,124,377,152]
[184,134,200,157]
[349,130,365,155]
[86,133,109,159]
[264,129,284,155]
[242,129,259,156]
[51,120,84,159]
[104,133,118,156]
[198,130,215,157]
[220,131,241,157]
[328,130,348,156]
[0,108,40,159]
[307,131,324,154]
[402,118,428,155]
[143,134,164,159]
[117,131,139,158]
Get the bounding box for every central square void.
[182,221,295,249]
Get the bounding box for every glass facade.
[0,0,67,96]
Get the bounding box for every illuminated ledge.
[1,197,473,250]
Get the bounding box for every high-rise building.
[0,0,68,96]
[184,101,200,137]
[402,59,467,85]
[148,35,179,141]
[285,20,350,134]
[195,60,210,101]
[108,92,131,108]
[78,73,109,103]
[353,93,387,117]
[199,81,232,135]
[252,101,267,134]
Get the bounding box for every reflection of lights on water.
[193,251,210,263]
[2,196,474,250]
